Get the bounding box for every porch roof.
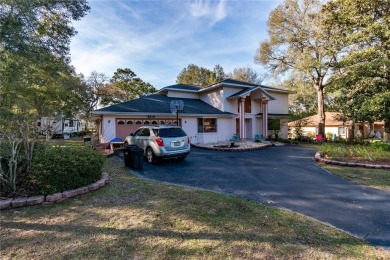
[227,86,276,100]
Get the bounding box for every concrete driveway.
[125,146,390,248]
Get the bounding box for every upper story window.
[237,96,252,113]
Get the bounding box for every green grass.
[320,164,390,192]
[47,136,86,147]
[1,157,389,259]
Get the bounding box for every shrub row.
[33,146,105,195]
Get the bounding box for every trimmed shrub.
[32,146,105,195]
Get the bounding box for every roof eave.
[92,111,236,117]
[157,88,199,94]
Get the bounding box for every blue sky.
[70,0,282,89]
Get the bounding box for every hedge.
[33,146,105,195]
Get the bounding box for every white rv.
[38,117,82,138]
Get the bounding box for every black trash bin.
[124,145,138,168]
[130,146,144,170]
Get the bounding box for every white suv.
[124,126,190,163]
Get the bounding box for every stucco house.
[92,79,293,144]
[288,112,385,140]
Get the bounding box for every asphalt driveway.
[124,146,390,248]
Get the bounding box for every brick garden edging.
[0,172,109,210]
[191,143,272,152]
[314,152,390,169]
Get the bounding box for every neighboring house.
[92,79,293,144]
[288,112,385,139]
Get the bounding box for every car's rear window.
[155,128,187,137]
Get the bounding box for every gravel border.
[314,152,390,169]
[191,143,272,152]
[0,172,110,210]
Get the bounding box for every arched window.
[143,120,150,124]
[127,120,133,125]
[117,120,125,125]
[135,120,142,124]
[160,120,165,125]
[151,121,158,125]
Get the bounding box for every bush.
[370,141,390,152]
[32,146,105,195]
[318,143,390,162]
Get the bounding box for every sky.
[69,0,282,89]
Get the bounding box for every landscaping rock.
[87,182,100,191]
[62,189,78,199]
[11,198,28,208]
[321,159,331,164]
[101,172,109,180]
[96,180,105,187]
[0,199,12,210]
[46,193,63,202]
[75,187,89,195]
[27,196,45,206]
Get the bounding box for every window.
[69,120,74,127]
[127,120,133,125]
[268,119,280,131]
[198,118,217,133]
[245,97,251,113]
[338,127,346,136]
[237,97,252,113]
[151,121,158,125]
[117,120,125,125]
[160,120,165,125]
[141,128,150,136]
[133,128,143,136]
[158,128,187,137]
[135,120,142,124]
[143,120,150,124]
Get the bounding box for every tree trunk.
[317,87,326,136]
[384,119,390,143]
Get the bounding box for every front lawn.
[320,164,390,192]
[1,157,389,259]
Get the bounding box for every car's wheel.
[146,147,156,164]
[178,156,186,161]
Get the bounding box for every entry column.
[262,98,268,138]
[239,97,246,139]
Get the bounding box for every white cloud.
[188,0,227,24]
[69,0,280,88]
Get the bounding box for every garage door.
[115,118,181,140]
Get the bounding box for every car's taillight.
[156,137,164,146]
[188,137,190,144]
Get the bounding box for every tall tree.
[176,64,216,86]
[74,71,108,130]
[324,0,390,141]
[0,0,90,115]
[255,0,341,136]
[227,66,262,84]
[0,0,90,58]
[104,68,157,104]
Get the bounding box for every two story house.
[92,79,293,144]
